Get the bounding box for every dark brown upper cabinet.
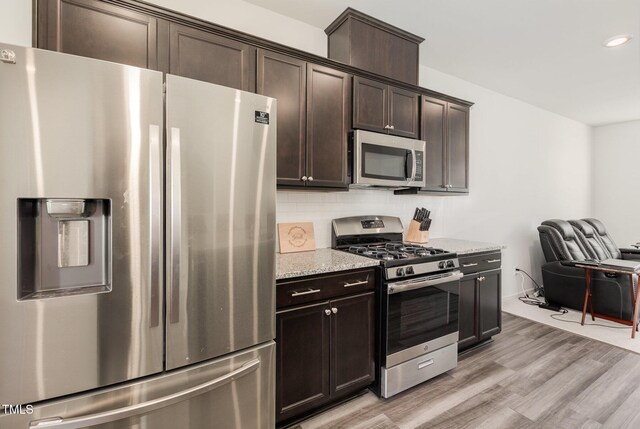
[325,8,423,85]
[168,23,255,91]
[35,0,160,70]
[420,95,470,193]
[257,53,351,189]
[306,63,351,189]
[257,50,306,187]
[353,76,419,139]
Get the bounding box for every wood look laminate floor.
[292,313,640,429]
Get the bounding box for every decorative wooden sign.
[278,222,316,253]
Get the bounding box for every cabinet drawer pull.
[331,307,338,314]
[486,259,501,263]
[291,288,321,297]
[418,359,434,369]
[324,309,331,316]
[462,263,478,267]
[343,280,368,288]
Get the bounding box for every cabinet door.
[36,0,159,70]
[276,302,331,423]
[257,50,306,187]
[169,23,255,91]
[479,270,502,340]
[389,86,419,139]
[421,96,448,191]
[446,103,470,192]
[330,293,375,397]
[353,76,388,133]
[457,274,479,350]
[306,64,351,188]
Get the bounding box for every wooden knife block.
[406,220,430,244]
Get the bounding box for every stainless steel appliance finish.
[351,130,426,189]
[0,44,277,429]
[0,44,164,405]
[380,343,457,399]
[332,215,461,398]
[1,342,275,429]
[165,74,276,370]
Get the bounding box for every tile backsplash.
[276,190,446,249]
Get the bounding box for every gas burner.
[385,243,407,251]
[370,250,394,261]
[387,251,409,259]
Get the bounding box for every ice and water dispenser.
[18,198,111,299]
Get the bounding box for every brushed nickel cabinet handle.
[462,263,478,267]
[389,125,395,130]
[325,309,332,316]
[331,307,338,314]
[308,176,314,182]
[301,176,307,181]
[343,280,368,288]
[291,288,320,297]
[486,259,501,263]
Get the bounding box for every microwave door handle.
[411,149,417,182]
[405,150,414,181]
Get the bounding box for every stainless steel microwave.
[351,130,426,189]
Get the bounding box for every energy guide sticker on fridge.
[255,111,270,124]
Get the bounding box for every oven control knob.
[446,260,455,268]
[396,268,405,277]
[406,266,415,275]
[438,261,446,269]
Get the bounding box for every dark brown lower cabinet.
[276,302,330,423]
[276,271,375,425]
[458,269,502,351]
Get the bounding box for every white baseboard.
[502,287,536,303]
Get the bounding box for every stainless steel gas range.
[332,216,461,398]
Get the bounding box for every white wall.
[3,0,595,299]
[1,1,31,46]
[592,120,640,245]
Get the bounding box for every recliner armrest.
[621,248,640,261]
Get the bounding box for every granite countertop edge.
[276,248,380,281]
[276,239,505,280]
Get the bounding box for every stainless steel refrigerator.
[0,44,276,428]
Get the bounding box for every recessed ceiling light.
[603,34,632,48]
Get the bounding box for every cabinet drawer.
[459,251,502,274]
[277,269,375,309]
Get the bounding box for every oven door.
[385,272,462,368]
[353,130,425,188]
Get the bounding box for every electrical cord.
[516,270,545,305]
[515,267,632,329]
[550,312,631,329]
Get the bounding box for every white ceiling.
[246,0,640,126]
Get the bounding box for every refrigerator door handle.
[149,124,161,328]
[168,127,182,324]
[28,359,261,429]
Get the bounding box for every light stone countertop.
[427,237,505,255]
[276,248,380,280]
[275,239,504,280]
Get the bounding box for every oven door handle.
[388,272,463,295]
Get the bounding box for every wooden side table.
[575,263,640,338]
